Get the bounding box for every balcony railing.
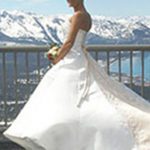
[0,45,150,129]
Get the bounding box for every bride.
[3,0,150,150]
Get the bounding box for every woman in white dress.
[3,0,150,150]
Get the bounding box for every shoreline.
[109,71,150,87]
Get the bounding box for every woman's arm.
[52,12,83,64]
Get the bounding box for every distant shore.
[109,71,150,101]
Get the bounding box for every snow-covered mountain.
[0,10,150,45]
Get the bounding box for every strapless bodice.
[63,20,88,51]
[71,29,87,51]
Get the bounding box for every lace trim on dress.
[90,54,150,149]
[77,49,150,149]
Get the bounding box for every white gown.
[3,28,150,150]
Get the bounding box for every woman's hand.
[51,57,61,65]
[50,50,62,65]
[50,45,70,65]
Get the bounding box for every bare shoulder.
[70,11,84,21]
[71,11,91,21]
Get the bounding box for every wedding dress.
[3,24,150,150]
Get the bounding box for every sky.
[0,0,149,17]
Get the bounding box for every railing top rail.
[85,44,150,51]
[0,44,150,52]
[0,45,50,52]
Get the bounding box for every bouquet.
[45,43,61,61]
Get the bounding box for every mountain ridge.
[0,10,150,45]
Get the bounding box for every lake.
[110,52,150,81]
